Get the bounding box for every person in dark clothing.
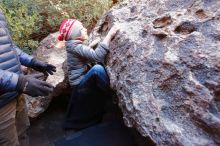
[58,19,118,129]
[0,11,56,146]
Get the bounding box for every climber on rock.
[0,11,56,146]
[57,18,118,130]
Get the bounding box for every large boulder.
[90,0,220,145]
[26,32,69,118]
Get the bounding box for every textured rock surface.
[90,0,220,145]
[26,32,69,118]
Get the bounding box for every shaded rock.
[26,32,69,118]
[89,0,220,145]
[153,15,172,28]
[174,21,196,34]
[195,9,208,19]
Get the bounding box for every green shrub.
[35,0,113,34]
[0,0,40,54]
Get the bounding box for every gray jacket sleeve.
[73,42,109,63]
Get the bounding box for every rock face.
[90,0,220,145]
[26,32,69,118]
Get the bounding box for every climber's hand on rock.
[102,24,119,46]
[107,25,119,39]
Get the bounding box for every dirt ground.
[28,97,68,146]
[28,95,123,146]
[28,95,152,146]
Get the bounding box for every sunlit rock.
[26,32,69,118]
[90,0,220,145]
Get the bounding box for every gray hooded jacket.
[65,40,109,87]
